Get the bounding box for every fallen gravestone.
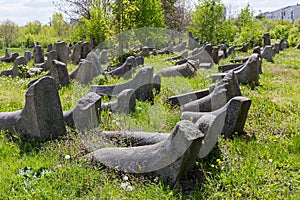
[90,66,160,101]
[156,62,196,78]
[181,96,251,138]
[0,76,66,141]
[182,71,241,112]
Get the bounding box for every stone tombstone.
[54,41,68,64]
[33,45,44,64]
[70,60,97,85]
[99,49,109,64]
[227,46,235,56]
[70,41,83,64]
[279,37,286,50]
[188,31,198,50]
[212,46,220,64]
[0,76,66,141]
[64,92,101,132]
[51,60,70,87]
[263,32,271,47]
[261,45,273,62]
[81,42,92,59]
[204,43,213,57]
[24,50,32,61]
[47,43,54,52]
[140,46,150,57]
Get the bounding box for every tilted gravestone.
[90,66,160,101]
[50,60,70,88]
[107,56,136,77]
[81,42,92,59]
[0,56,27,77]
[182,71,241,112]
[212,53,260,86]
[140,46,150,57]
[33,45,44,64]
[156,62,196,78]
[70,41,83,64]
[0,76,66,141]
[181,96,251,138]
[54,41,68,64]
[36,50,58,72]
[47,43,54,52]
[64,92,101,133]
[101,89,136,114]
[85,120,206,187]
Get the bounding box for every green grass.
[0,48,300,199]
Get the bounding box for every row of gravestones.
[0,32,289,188]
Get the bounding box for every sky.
[0,0,300,26]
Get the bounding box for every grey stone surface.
[263,32,271,47]
[81,42,92,59]
[0,56,27,77]
[174,42,187,52]
[227,46,235,57]
[182,71,241,112]
[50,60,70,87]
[90,66,160,101]
[204,43,213,57]
[47,43,54,52]
[261,45,273,62]
[101,89,136,114]
[279,37,286,50]
[36,50,58,71]
[24,51,32,61]
[107,56,136,77]
[54,41,68,64]
[181,96,251,138]
[85,120,205,187]
[156,62,196,78]
[64,92,101,132]
[99,49,109,64]
[70,41,83,64]
[167,89,210,107]
[212,46,220,64]
[140,46,150,57]
[0,76,66,141]
[33,45,44,64]
[213,53,260,85]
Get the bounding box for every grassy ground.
[0,47,299,199]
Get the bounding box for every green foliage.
[0,19,19,47]
[189,0,225,44]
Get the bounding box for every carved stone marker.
[50,60,70,87]
[0,76,66,141]
[33,45,44,64]
[54,41,68,64]
[263,32,271,47]
[64,92,101,132]
[261,45,273,62]
[181,96,251,138]
[90,66,160,101]
[101,89,136,114]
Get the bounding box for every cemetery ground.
[0,47,299,199]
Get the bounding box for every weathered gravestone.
[263,32,271,47]
[24,50,32,61]
[182,71,241,112]
[212,53,260,86]
[181,96,251,138]
[81,42,92,59]
[85,120,208,187]
[64,92,101,132]
[70,41,83,64]
[156,62,196,78]
[54,41,68,64]
[101,89,136,114]
[0,56,27,77]
[33,45,44,64]
[50,60,70,87]
[0,76,66,141]
[35,50,58,72]
[90,66,160,101]
[261,45,273,62]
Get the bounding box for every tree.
[25,20,42,35]
[0,19,18,47]
[51,13,71,39]
[189,0,225,44]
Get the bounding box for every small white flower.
[154,177,159,183]
[120,182,133,191]
[269,159,273,163]
[65,155,71,160]
[123,175,129,181]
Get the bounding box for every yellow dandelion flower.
[237,192,242,197]
[168,191,173,196]
[210,164,215,168]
